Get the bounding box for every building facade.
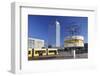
[28,38,44,49]
[48,20,60,48]
[56,20,60,47]
[64,36,84,48]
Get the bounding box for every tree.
[48,45,52,48]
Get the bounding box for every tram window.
[49,50,56,53]
[28,51,31,54]
[35,51,38,54]
[43,51,46,53]
[35,50,46,54]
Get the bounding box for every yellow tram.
[28,48,58,58]
[33,48,47,57]
[47,48,58,56]
[28,48,33,58]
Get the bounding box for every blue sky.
[28,15,88,47]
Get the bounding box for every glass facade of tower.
[48,20,60,48]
